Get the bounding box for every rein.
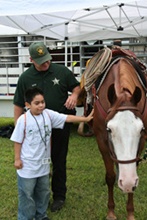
[95,96,107,119]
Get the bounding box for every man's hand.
[64,94,78,109]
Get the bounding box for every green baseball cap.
[29,42,52,65]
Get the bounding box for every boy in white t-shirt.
[10,87,93,220]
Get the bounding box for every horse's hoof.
[106,216,117,220]
[127,216,135,220]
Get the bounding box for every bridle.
[93,93,146,164]
[107,131,142,164]
[107,106,140,114]
[107,106,144,164]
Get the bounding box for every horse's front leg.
[106,171,117,220]
[126,193,135,220]
[103,156,117,220]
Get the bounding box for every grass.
[0,119,147,220]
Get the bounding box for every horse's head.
[107,110,145,193]
[106,84,146,193]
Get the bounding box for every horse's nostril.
[119,179,123,187]
[135,178,139,187]
[132,186,136,191]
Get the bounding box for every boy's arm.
[66,109,94,123]
[14,142,23,169]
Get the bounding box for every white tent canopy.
[0,0,134,15]
[0,25,26,35]
[0,0,147,41]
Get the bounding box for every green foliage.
[0,123,147,220]
[0,117,14,127]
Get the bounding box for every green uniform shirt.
[13,63,80,113]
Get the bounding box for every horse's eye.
[107,127,111,132]
[141,127,145,134]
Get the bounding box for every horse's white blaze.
[107,110,143,193]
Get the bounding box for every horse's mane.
[106,90,142,123]
[106,93,126,122]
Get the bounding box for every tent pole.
[65,40,68,67]
[64,22,69,67]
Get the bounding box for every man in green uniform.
[13,41,81,212]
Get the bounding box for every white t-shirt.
[10,109,67,178]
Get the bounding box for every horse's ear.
[131,86,142,105]
[107,84,117,105]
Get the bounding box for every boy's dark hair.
[25,87,44,104]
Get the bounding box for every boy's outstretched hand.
[86,109,94,122]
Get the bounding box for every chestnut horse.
[78,48,147,220]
